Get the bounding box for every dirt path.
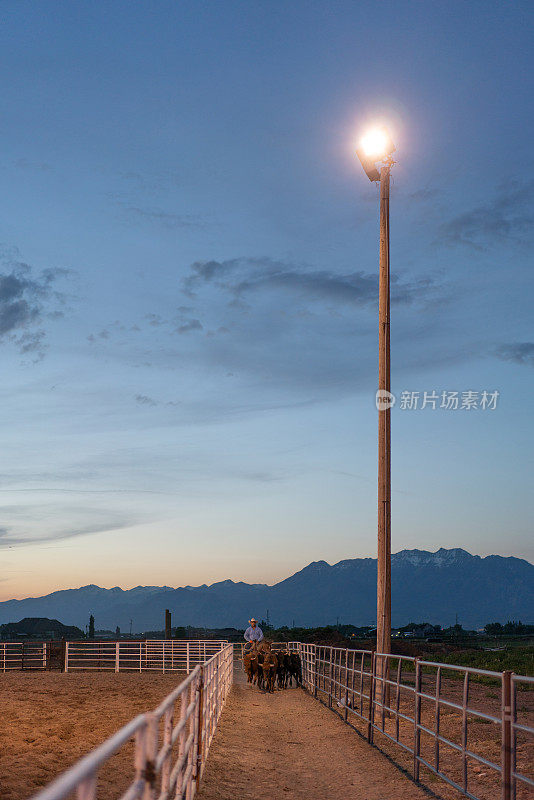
[197,668,430,800]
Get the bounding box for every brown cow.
[261,651,278,693]
[256,640,271,689]
[287,651,302,687]
[256,648,264,689]
[243,643,259,684]
[275,648,290,688]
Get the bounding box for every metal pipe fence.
[29,643,234,800]
[0,640,227,672]
[233,640,301,664]
[512,674,534,798]
[290,643,533,800]
[65,640,227,673]
[0,641,48,670]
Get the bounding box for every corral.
[1,641,532,800]
[0,672,184,800]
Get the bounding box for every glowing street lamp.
[356,126,396,181]
[356,126,396,698]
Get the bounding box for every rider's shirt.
[244,625,264,642]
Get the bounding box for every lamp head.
[356,126,395,182]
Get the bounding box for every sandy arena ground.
[0,672,184,800]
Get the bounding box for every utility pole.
[356,127,396,711]
[377,162,392,702]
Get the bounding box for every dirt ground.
[2,667,532,800]
[317,662,534,800]
[197,670,432,800]
[0,672,184,800]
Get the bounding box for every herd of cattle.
[243,642,303,693]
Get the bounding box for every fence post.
[328,647,333,708]
[413,658,421,782]
[43,642,47,670]
[344,648,349,722]
[134,725,148,800]
[368,651,375,743]
[215,655,220,725]
[502,670,512,800]
[161,705,174,797]
[187,641,190,673]
[314,646,318,698]
[195,666,205,792]
[64,641,69,673]
[115,642,120,673]
[143,712,158,800]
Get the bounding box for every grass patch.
[436,645,533,676]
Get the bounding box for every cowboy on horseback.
[244,617,264,648]
[243,619,272,689]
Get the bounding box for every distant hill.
[0,548,531,631]
[0,616,84,640]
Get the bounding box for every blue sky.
[1,1,533,600]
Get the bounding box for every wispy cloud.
[121,206,205,230]
[0,519,134,549]
[0,248,72,359]
[182,256,437,308]
[406,187,438,202]
[79,250,462,403]
[495,342,534,367]
[437,180,534,250]
[145,313,165,327]
[80,254,460,402]
[14,158,52,172]
[135,394,158,406]
[175,318,203,334]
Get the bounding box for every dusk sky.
[1,1,533,601]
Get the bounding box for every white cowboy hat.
[249,617,257,623]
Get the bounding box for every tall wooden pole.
[377,163,391,694]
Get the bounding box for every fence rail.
[1,640,228,673]
[29,643,234,800]
[291,642,533,800]
[66,640,227,673]
[0,641,48,671]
